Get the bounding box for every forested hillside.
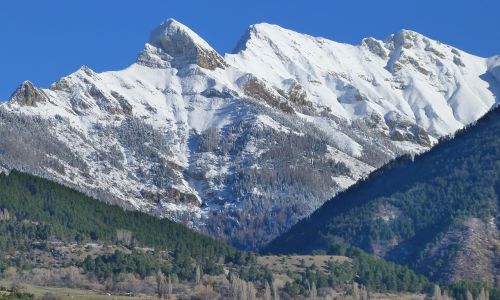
[266,106,500,287]
[0,169,436,298]
[0,170,242,269]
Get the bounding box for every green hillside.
[265,106,499,286]
[0,170,242,270]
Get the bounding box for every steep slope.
[265,106,500,286]
[0,19,498,248]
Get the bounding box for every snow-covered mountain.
[1,19,498,248]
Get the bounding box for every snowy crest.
[138,18,227,70]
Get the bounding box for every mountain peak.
[148,18,214,52]
[8,80,48,107]
[232,22,293,53]
[139,18,227,70]
[250,22,282,32]
[387,29,433,50]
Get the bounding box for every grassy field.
[257,254,351,273]
[0,281,155,300]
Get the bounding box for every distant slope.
[265,106,499,285]
[0,169,240,265]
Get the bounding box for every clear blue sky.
[1,0,498,100]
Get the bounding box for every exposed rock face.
[196,49,227,70]
[201,88,236,99]
[392,29,420,49]
[361,37,388,59]
[284,81,310,107]
[136,44,172,69]
[240,74,294,113]
[385,30,444,77]
[448,218,499,286]
[417,217,499,286]
[385,112,432,147]
[139,18,227,70]
[9,81,48,106]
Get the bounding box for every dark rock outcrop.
[9,81,48,107]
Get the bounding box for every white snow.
[256,114,291,133]
[149,18,215,52]
[227,24,498,137]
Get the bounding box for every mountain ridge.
[0,18,498,248]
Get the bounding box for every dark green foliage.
[0,292,34,300]
[492,289,500,300]
[349,248,430,293]
[80,249,223,281]
[302,265,330,289]
[0,170,242,271]
[0,221,53,270]
[81,250,165,280]
[239,265,273,283]
[281,247,430,296]
[284,261,351,296]
[0,221,51,250]
[283,281,303,296]
[0,286,34,300]
[325,260,354,285]
[265,107,499,283]
[304,244,430,294]
[446,281,500,300]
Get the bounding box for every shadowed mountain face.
[0,18,498,249]
[265,107,500,285]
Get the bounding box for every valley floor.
[1,276,427,300]
[0,280,154,300]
